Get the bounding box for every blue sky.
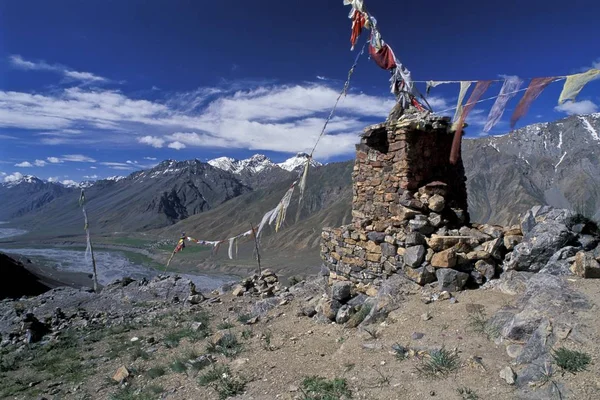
[1,0,599,184]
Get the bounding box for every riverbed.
[0,247,237,291]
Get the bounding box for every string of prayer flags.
[483,76,523,133]
[511,77,558,129]
[558,69,600,105]
[426,81,454,95]
[450,80,493,164]
[368,43,396,70]
[452,81,473,124]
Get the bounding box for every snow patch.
[277,153,322,171]
[554,151,567,171]
[579,116,599,141]
[558,131,563,149]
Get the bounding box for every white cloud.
[555,100,598,115]
[60,179,78,187]
[143,156,157,160]
[34,159,47,167]
[138,136,165,148]
[90,166,97,169]
[3,172,23,183]
[47,154,96,163]
[15,161,33,167]
[0,82,418,158]
[99,162,134,170]
[47,176,59,182]
[168,141,186,150]
[9,55,107,83]
[83,175,99,179]
[316,76,327,81]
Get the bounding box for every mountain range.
[2,114,599,252]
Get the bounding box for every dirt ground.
[2,277,599,400]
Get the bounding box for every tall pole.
[250,223,262,275]
[80,190,99,292]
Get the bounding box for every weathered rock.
[499,366,516,385]
[335,305,355,324]
[347,294,368,308]
[404,245,426,267]
[539,246,578,276]
[320,298,342,321]
[503,235,523,251]
[436,269,469,292]
[231,285,245,297]
[331,281,353,302]
[428,213,443,228]
[504,220,575,272]
[404,264,436,285]
[213,331,237,347]
[431,248,457,268]
[409,220,435,235]
[427,194,445,212]
[251,297,280,316]
[405,232,425,246]
[112,366,130,382]
[479,225,504,238]
[466,250,492,261]
[577,235,599,251]
[571,251,600,278]
[480,238,504,260]
[367,231,386,243]
[380,243,397,257]
[475,259,496,281]
[506,344,523,358]
[300,305,317,318]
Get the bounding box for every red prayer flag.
[369,44,396,70]
[510,77,557,129]
[450,80,493,164]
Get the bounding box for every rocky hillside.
[463,113,600,224]
[2,114,599,244]
[0,175,74,220]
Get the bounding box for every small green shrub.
[146,366,166,379]
[206,334,243,358]
[170,359,187,373]
[467,311,499,340]
[237,313,253,324]
[241,328,253,340]
[217,321,235,330]
[198,365,246,400]
[417,347,461,378]
[300,376,352,400]
[552,347,591,374]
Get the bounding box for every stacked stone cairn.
[321,112,522,294]
[230,269,283,298]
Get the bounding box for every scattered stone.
[231,285,245,297]
[506,344,523,359]
[499,366,516,385]
[431,248,457,268]
[438,291,452,301]
[187,294,205,304]
[421,312,431,321]
[320,298,342,321]
[504,235,523,251]
[336,305,355,324]
[405,232,426,246]
[404,265,436,285]
[475,259,496,282]
[112,366,129,383]
[570,251,600,278]
[427,194,445,212]
[404,245,426,267]
[411,332,425,340]
[436,269,469,292]
[331,281,353,302]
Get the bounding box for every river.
[0,247,237,291]
[0,222,27,240]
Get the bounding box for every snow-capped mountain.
[105,176,126,182]
[277,152,322,172]
[208,154,276,175]
[1,174,43,188]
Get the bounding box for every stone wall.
[321,112,517,291]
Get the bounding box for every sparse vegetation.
[417,347,461,378]
[206,334,243,358]
[288,275,302,286]
[241,328,253,339]
[552,347,591,374]
[217,321,235,330]
[170,359,187,373]
[457,386,479,400]
[146,365,166,379]
[392,343,408,360]
[237,313,253,324]
[164,326,210,348]
[198,364,246,400]
[362,326,379,339]
[467,310,499,340]
[261,330,277,351]
[300,376,352,400]
[130,345,151,361]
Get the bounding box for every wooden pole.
[80,190,99,292]
[250,223,262,275]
